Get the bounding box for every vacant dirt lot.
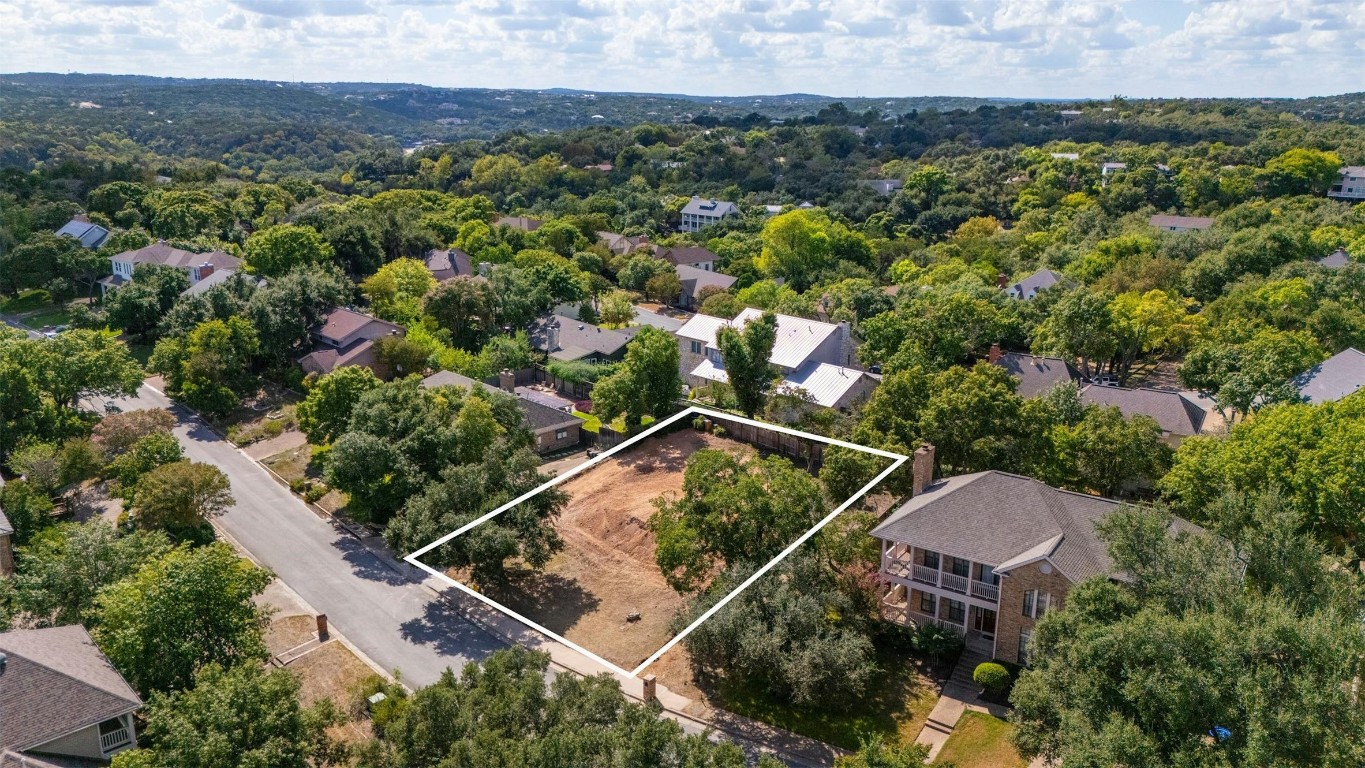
[489,427,755,670]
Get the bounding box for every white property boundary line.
[404,405,908,679]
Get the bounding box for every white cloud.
[0,0,1362,97]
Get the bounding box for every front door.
[972,607,997,637]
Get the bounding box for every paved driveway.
[107,385,508,688]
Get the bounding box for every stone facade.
[994,559,1074,664]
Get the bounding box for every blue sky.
[1,0,1361,98]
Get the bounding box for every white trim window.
[1022,589,1052,619]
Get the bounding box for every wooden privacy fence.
[698,412,824,471]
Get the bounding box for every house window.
[1022,590,1051,619]
[555,429,568,440]
[976,564,999,585]
[1018,630,1033,666]
[948,556,970,578]
[920,550,940,570]
[690,340,703,354]
[944,598,966,624]
[918,591,936,616]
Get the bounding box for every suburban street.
[107,384,509,688]
[100,383,825,765]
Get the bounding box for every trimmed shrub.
[973,662,1011,695]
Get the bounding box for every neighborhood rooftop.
[872,470,1122,583]
[0,625,141,757]
[1080,385,1206,437]
[678,308,844,369]
[1293,347,1365,404]
[994,350,1079,398]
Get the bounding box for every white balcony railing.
[970,579,1000,602]
[941,572,969,594]
[911,564,939,586]
[885,559,912,578]
[100,726,131,754]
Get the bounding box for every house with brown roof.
[656,244,719,272]
[494,215,543,232]
[595,232,653,257]
[873,453,1199,664]
[0,625,142,765]
[423,248,475,281]
[1079,384,1207,445]
[100,241,242,294]
[298,307,405,378]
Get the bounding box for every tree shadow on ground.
[398,597,506,663]
[330,533,410,586]
[484,570,602,635]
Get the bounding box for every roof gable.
[871,471,1121,583]
[0,626,141,753]
[1080,385,1206,436]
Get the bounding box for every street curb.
[157,384,837,767]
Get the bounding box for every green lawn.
[933,712,1027,768]
[712,649,940,751]
[22,306,74,329]
[571,410,601,432]
[0,289,52,314]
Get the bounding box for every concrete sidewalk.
[354,534,846,767]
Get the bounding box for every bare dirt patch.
[265,615,318,656]
[485,427,754,671]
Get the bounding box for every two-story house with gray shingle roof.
[1329,166,1365,201]
[0,625,142,765]
[989,345,1081,398]
[54,216,109,250]
[423,248,475,281]
[873,455,1200,664]
[679,197,739,233]
[1293,347,1365,404]
[99,241,241,295]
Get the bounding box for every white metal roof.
[732,308,842,369]
[776,360,868,407]
[676,313,730,343]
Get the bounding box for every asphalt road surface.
[107,384,508,688]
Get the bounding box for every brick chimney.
[996,272,1009,290]
[911,443,935,497]
[499,369,516,392]
[197,262,214,281]
[988,343,1002,364]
